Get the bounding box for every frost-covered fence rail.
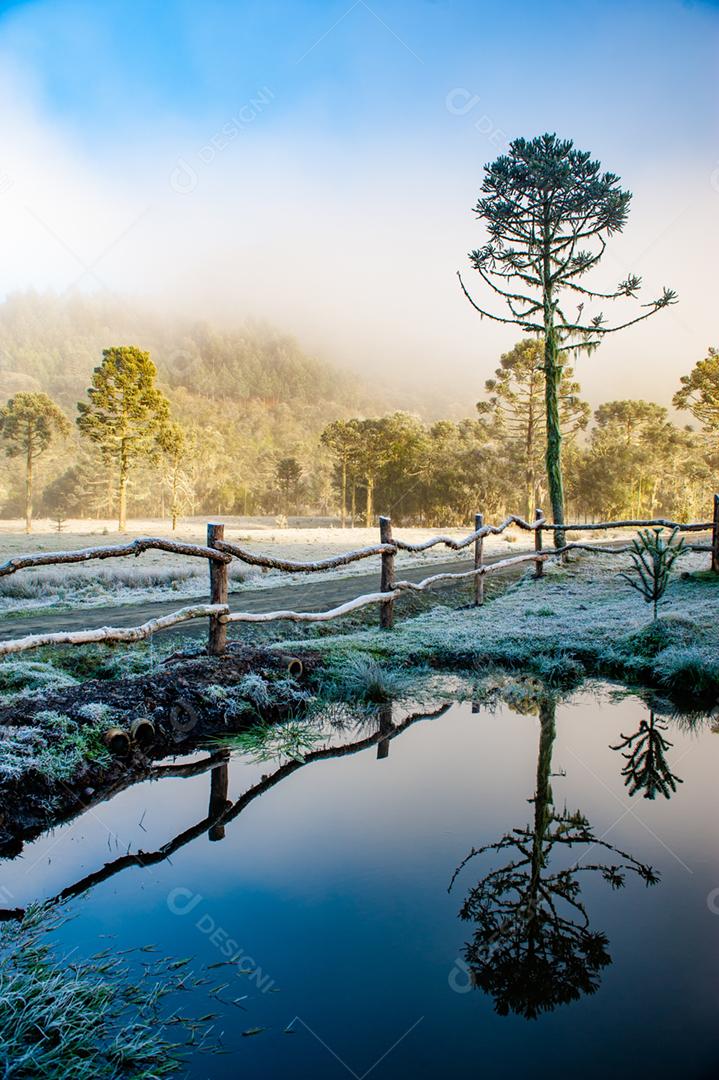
[0,537,231,578]
[0,605,228,657]
[0,498,716,658]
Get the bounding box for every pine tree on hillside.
[477,339,590,519]
[673,347,719,454]
[77,346,170,530]
[0,392,70,532]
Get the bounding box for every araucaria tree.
[451,692,657,1018]
[620,527,686,621]
[77,346,170,531]
[320,419,361,527]
[673,346,719,456]
[0,392,70,532]
[460,133,677,545]
[275,456,303,515]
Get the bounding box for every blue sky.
[2,0,716,153]
[0,0,716,406]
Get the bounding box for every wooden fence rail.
[0,496,716,658]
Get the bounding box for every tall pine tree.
[0,392,70,532]
[77,346,169,530]
[460,134,676,545]
[477,339,590,519]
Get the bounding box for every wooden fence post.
[534,507,544,578]
[712,493,719,574]
[207,522,228,655]
[379,515,395,630]
[208,761,229,842]
[376,702,392,759]
[474,512,484,606]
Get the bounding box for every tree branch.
[457,272,543,331]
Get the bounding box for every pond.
[2,684,718,1078]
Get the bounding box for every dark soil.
[0,643,320,860]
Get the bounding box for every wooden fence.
[0,495,717,659]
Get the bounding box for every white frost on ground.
[296,549,719,675]
[0,516,541,614]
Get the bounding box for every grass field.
[305,549,719,702]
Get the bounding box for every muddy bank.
[0,644,319,856]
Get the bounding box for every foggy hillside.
[0,290,373,413]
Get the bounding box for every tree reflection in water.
[450,690,659,1019]
[610,711,683,800]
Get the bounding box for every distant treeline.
[0,292,372,528]
[319,341,717,527]
[0,293,716,530]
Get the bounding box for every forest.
[0,291,716,531]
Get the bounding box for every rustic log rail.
[0,604,227,656]
[0,500,716,658]
[0,537,230,578]
[212,539,395,572]
[391,515,713,552]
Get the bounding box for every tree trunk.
[525,393,535,522]
[340,457,347,528]
[525,479,534,524]
[365,475,374,528]
[25,437,33,534]
[118,444,129,532]
[543,304,566,549]
[528,699,556,927]
[118,476,127,532]
[171,468,179,531]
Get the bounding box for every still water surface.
[3,686,718,1078]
